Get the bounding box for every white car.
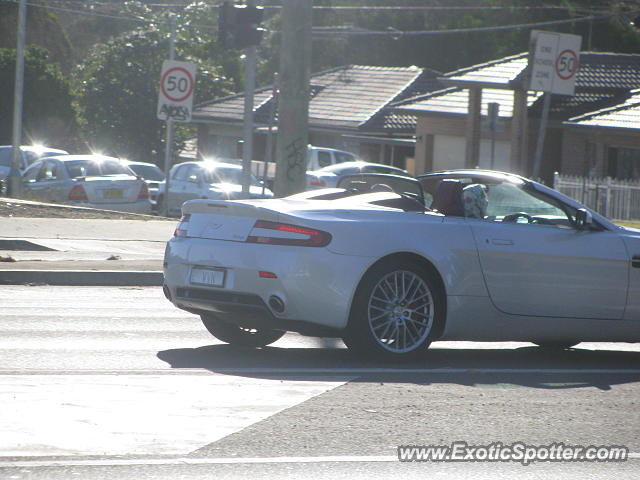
[21,155,152,214]
[0,145,68,193]
[163,169,640,360]
[119,160,165,211]
[159,160,274,217]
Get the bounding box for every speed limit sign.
[157,60,196,122]
[529,31,581,96]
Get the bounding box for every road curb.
[0,270,163,286]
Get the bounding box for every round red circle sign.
[160,66,194,102]
[555,49,579,80]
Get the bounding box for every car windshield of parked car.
[203,166,260,186]
[128,164,165,181]
[334,151,356,163]
[65,159,132,178]
[0,148,13,167]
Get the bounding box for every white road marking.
[1,368,639,376]
[1,453,639,468]
[0,374,349,457]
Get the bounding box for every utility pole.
[9,0,27,197]
[273,0,312,197]
[242,0,257,197]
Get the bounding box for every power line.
[2,0,636,38]
[312,11,632,37]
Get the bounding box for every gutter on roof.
[342,134,415,146]
[562,121,640,135]
[439,77,519,90]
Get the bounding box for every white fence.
[553,173,640,221]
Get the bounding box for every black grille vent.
[176,288,265,307]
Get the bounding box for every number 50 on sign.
[157,60,196,122]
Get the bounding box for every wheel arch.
[350,251,448,339]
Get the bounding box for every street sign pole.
[531,92,551,180]
[528,31,581,180]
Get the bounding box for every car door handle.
[491,238,514,246]
[632,255,640,268]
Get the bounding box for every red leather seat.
[430,180,465,216]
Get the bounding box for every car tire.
[343,259,444,360]
[533,341,579,349]
[200,314,285,348]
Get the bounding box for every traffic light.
[218,1,265,50]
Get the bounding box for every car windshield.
[128,164,165,181]
[0,148,12,167]
[64,159,132,178]
[203,166,260,186]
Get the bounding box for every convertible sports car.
[163,169,640,359]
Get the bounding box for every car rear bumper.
[163,236,373,331]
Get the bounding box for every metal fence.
[553,173,640,221]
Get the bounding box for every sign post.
[529,31,581,179]
[157,56,196,216]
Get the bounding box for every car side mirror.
[575,208,593,230]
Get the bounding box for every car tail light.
[68,185,88,202]
[309,177,326,187]
[174,213,191,237]
[138,183,150,199]
[247,220,332,247]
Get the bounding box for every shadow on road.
[157,342,640,390]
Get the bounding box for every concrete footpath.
[0,217,176,286]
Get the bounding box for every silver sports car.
[163,169,640,360]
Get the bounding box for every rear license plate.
[190,267,226,287]
[102,188,123,199]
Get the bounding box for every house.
[191,65,444,170]
[393,52,640,183]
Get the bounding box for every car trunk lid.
[81,175,143,204]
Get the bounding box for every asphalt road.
[1,285,640,479]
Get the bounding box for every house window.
[607,147,640,180]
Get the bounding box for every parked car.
[163,168,640,359]
[0,145,68,193]
[21,154,152,214]
[119,160,165,211]
[306,161,411,189]
[159,160,274,217]
[251,145,360,186]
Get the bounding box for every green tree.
[309,0,640,73]
[0,46,78,149]
[75,2,238,165]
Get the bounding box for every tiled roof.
[444,53,529,87]
[394,87,542,117]
[565,90,640,129]
[192,65,444,133]
[395,52,640,122]
[575,53,640,89]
